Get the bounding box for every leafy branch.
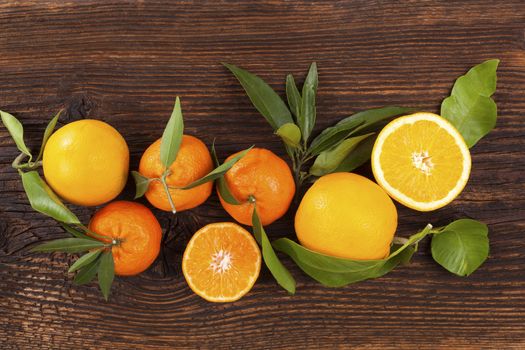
[223,62,410,187]
[273,219,489,287]
[1,110,116,300]
[131,98,252,211]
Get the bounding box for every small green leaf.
[98,250,115,301]
[309,133,374,176]
[285,74,302,119]
[223,63,293,130]
[160,96,184,168]
[308,106,411,156]
[36,110,61,162]
[61,223,98,241]
[275,123,301,148]
[0,110,32,159]
[131,171,153,199]
[300,85,316,142]
[69,250,102,273]
[21,171,80,223]
[31,238,104,253]
[74,259,100,285]
[211,142,241,205]
[441,59,499,147]
[181,146,253,190]
[298,62,318,141]
[252,208,296,294]
[272,224,432,287]
[431,219,489,276]
[333,135,377,173]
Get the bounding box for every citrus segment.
[371,112,471,211]
[182,222,261,302]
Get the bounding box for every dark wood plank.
[1,0,524,348]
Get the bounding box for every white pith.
[209,249,233,274]
[372,112,471,211]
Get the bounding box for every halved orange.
[182,222,261,302]
[371,112,471,211]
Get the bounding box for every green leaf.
[131,171,153,199]
[31,238,104,253]
[252,208,296,294]
[181,146,253,190]
[0,110,32,159]
[74,259,100,285]
[441,59,499,147]
[333,135,377,173]
[285,74,302,119]
[223,63,293,130]
[36,110,61,162]
[298,62,318,141]
[21,171,80,224]
[272,224,432,287]
[160,96,184,168]
[300,85,316,142]
[309,133,374,176]
[68,250,102,273]
[211,141,240,205]
[308,106,411,156]
[61,223,98,241]
[431,219,489,276]
[275,123,301,148]
[98,250,115,301]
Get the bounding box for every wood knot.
[62,94,96,122]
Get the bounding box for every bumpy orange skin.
[138,135,213,212]
[295,173,397,260]
[88,201,162,276]
[218,148,295,226]
[43,119,129,206]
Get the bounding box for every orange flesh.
[182,223,261,302]
[378,119,465,202]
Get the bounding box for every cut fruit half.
[371,112,471,211]
[182,222,261,302]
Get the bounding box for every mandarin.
[139,135,213,212]
[218,148,295,226]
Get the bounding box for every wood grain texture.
[1,0,524,349]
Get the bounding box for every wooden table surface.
[1,1,524,349]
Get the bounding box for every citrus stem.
[11,152,42,170]
[161,173,177,214]
[392,236,409,245]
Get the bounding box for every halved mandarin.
[371,112,471,211]
[182,222,261,302]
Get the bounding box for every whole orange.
[295,173,397,260]
[138,135,213,212]
[218,148,295,226]
[88,201,162,276]
[43,119,129,206]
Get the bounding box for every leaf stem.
[77,224,113,241]
[11,152,43,170]
[161,171,177,214]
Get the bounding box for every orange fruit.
[43,119,129,206]
[295,173,397,260]
[218,148,295,226]
[89,200,162,276]
[371,112,471,211]
[182,222,261,302]
[138,135,213,212]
